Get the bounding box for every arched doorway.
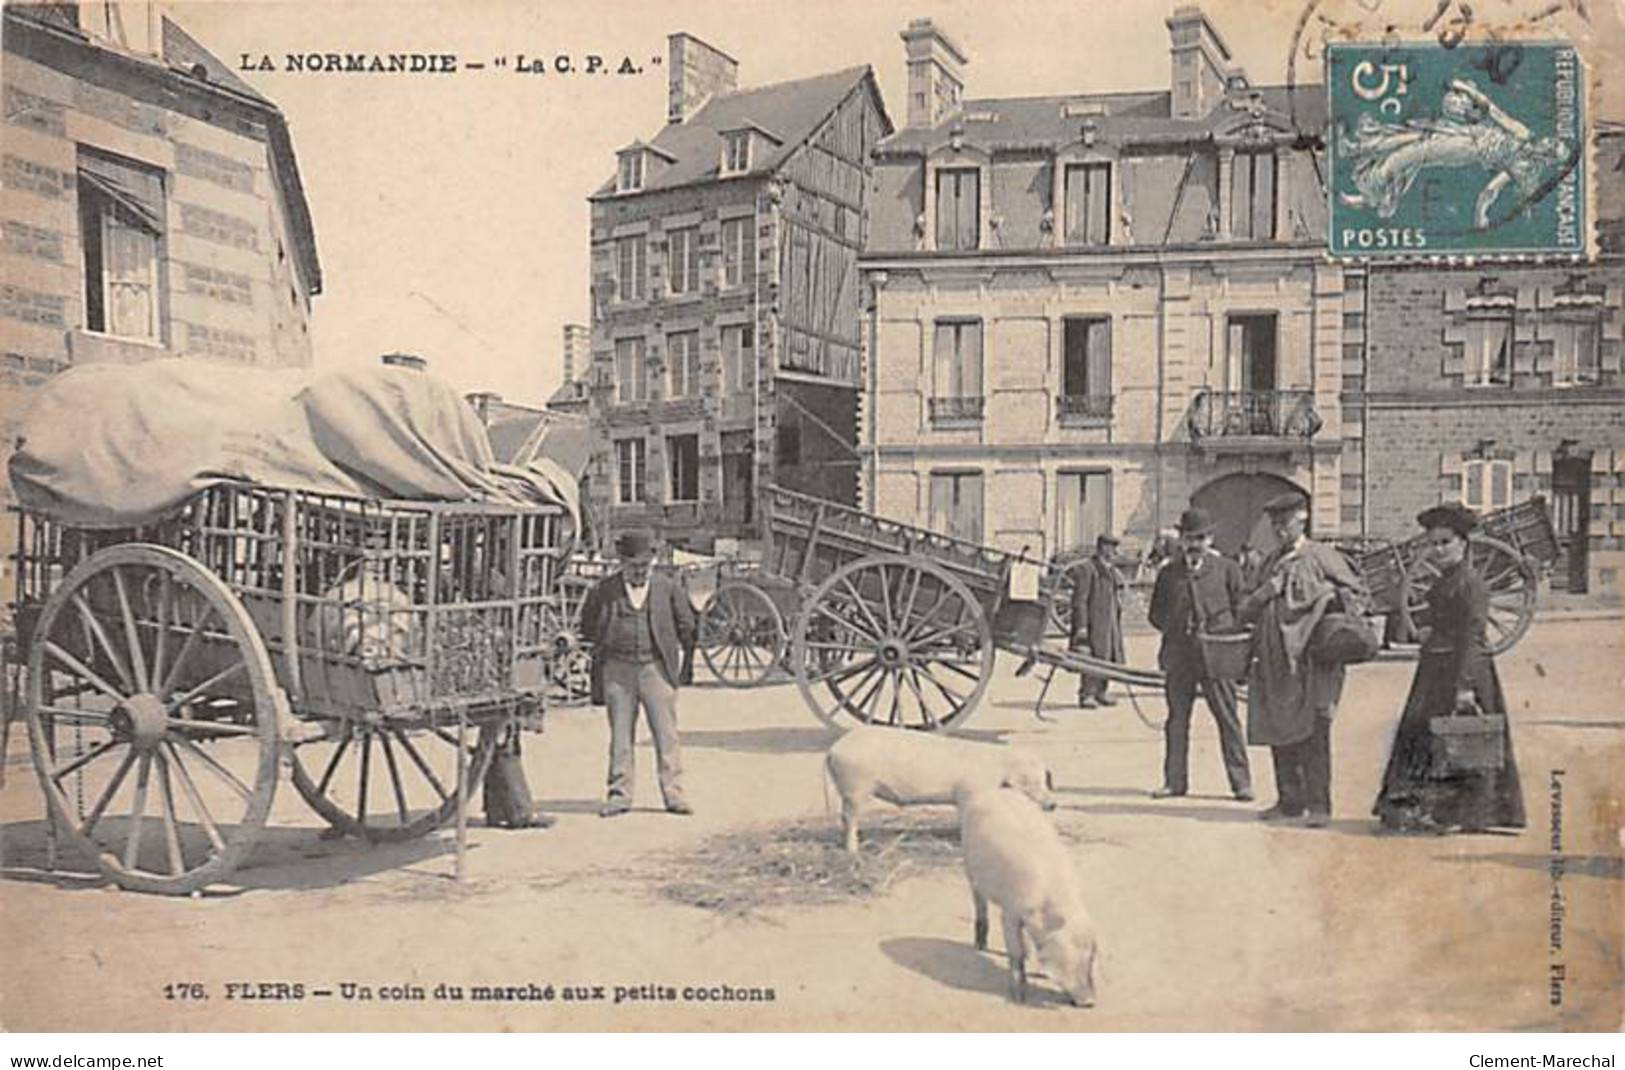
[1191,472,1306,557]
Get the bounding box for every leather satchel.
[1309,611,1381,665]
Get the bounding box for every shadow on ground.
[1435,850,1622,880]
[880,936,1075,1009]
[679,727,837,754]
[0,816,462,896]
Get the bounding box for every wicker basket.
[1198,630,1254,681]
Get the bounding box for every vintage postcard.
[0,0,1621,1037]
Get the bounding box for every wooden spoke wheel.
[699,582,785,687]
[1048,564,1079,642]
[537,601,592,705]
[791,554,994,732]
[1401,535,1538,656]
[289,717,497,843]
[24,545,281,895]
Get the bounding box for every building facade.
[586,34,890,550]
[1,1,321,566]
[1349,126,1625,594]
[862,9,1350,561]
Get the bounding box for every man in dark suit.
[1069,533,1126,708]
[1147,507,1253,801]
[580,529,698,817]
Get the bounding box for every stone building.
[861,9,1351,560]
[1347,128,1625,595]
[1,1,320,558]
[586,34,890,550]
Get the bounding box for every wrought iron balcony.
[1186,389,1322,444]
[1057,394,1113,422]
[929,395,985,422]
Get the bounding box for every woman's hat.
[1417,502,1479,539]
[1175,508,1214,537]
[614,528,656,562]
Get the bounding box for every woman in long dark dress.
[1373,503,1526,833]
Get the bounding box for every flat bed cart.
[11,482,569,894]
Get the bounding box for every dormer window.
[723,131,751,174]
[617,152,644,193]
[718,123,781,178]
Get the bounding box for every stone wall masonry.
[1365,263,1624,394]
[1364,401,1625,542]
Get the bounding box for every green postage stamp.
[1327,41,1587,258]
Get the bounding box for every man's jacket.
[580,570,698,692]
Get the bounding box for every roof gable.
[593,65,884,197]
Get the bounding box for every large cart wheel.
[24,545,282,895]
[1048,563,1080,642]
[790,554,994,732]
[289,718,498,843]
[538,602,592,705]
[1401,535,1537,656]
[699,582,785,687]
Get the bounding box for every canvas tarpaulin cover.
[10,360,579,528]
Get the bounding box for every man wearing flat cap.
[1068,533,1126,708]
[1239,492,1367,828]
[1147,507,1253,801]
[580,528,698,817]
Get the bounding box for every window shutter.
[929,474,949,533]
[964,323,983,397]
[1087,319,1111,396]
[1087,166,1109,244]
[963,474,984,543]
[1254,153,1276,239]
[936,172,955,250]
[959,171,979,250]
[933,323,952,397]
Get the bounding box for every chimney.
[1166,6,1235,120]
[900,18,967,130]
[381,352,427,372]
[668,33,738,125]
[562,323,589,386]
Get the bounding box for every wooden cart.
[10,481,570,894]
[698,485,1059,731]
[702,488,1559,730]
[1342,495,1560,655]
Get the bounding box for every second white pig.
[958,784,1099,1007]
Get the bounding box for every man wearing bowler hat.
[1069,533,1126,708]
[1147,507,1253,801]
[580,528,698,817]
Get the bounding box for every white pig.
[957,784,1098,1007]
[824,725,1055,854]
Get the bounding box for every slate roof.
[160,16,270,103]
[877,83,1327,155]
[592,65,889,198]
